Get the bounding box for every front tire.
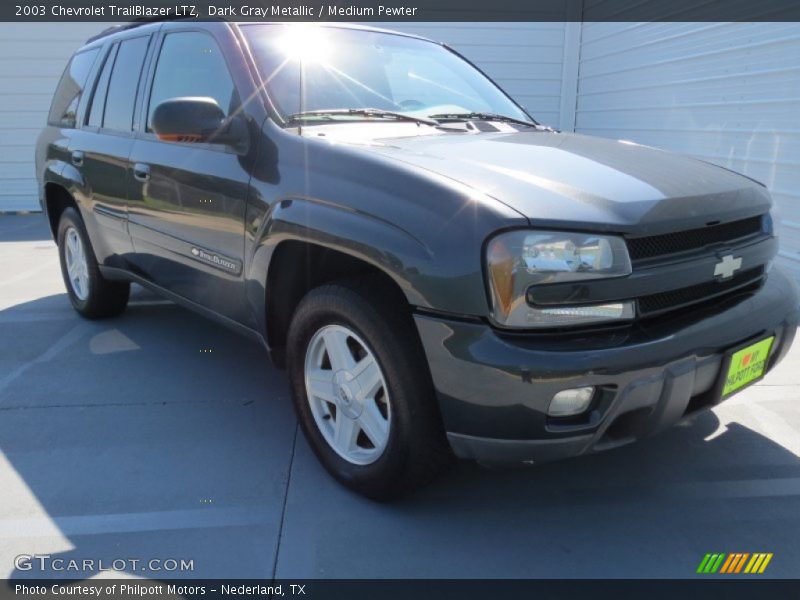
[57,207,130,319]
[287,277,452,500]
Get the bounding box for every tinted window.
[147,32,236,131]
[103,36,149,131]
[87,44,117,128]
[48,48,99,128]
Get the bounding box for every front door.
[126,29,251,322]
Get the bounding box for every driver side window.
[147,31,238,132]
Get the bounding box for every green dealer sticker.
[722,336,774,397]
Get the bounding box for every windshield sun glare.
[276,25,333,64]
[242,24,531,124]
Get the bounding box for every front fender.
[246,196,435,335]
[243,122,529,337]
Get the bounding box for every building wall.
[0,23,110,212]
[1,21,799,281]
[574,22,800,277]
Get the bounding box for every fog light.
[548,387,595,417]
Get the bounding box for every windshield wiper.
[428,112,549,130]
[286,108,439,127]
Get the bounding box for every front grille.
[627,216,763,262]
[638,267,764,317]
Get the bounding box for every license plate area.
[719,335,775,398]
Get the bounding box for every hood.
[324,127,770,235]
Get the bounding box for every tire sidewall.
[287,290,417,494]
[57,208,95,313]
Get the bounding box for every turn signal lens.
[487,237,515,318]
[524,302,635,328]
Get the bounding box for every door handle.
[133,163,151,182]
[71,150,84,167]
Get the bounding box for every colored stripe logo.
[697,553,773,574]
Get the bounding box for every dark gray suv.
[36,21,798,499]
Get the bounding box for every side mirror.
[151,97,248,152]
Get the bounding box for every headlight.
[764,208,780,238]
[764,209,780,273]
[486,230,633,328]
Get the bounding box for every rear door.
[126,27,251,322]
[68,34,153,265]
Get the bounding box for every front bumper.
[414,267,799,465]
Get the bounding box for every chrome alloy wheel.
[304,324,391,465]
[64,226,89,301]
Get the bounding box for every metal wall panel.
[575,22,800,278]
[0,23,108,211]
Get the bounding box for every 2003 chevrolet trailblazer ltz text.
[36,21,798,499]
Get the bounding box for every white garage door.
[575,22,800,279]
[0,23,114,212]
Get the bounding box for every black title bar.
[4,0,800,22]
[3,579,800,600]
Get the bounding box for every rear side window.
[86,44,117,128]
[102,36,150,132]
[48,48,99,128]
[147,31,237,131]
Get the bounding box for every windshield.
[241,24,531,124]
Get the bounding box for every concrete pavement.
[0,214,799,579]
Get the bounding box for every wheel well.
[266,241,409,364]
[44,183,77,238]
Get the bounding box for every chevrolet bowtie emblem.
[714,254,743,279]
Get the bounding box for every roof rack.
[85,14,222,44]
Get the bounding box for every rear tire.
[287,276,452,500]
[57,207,129,319]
